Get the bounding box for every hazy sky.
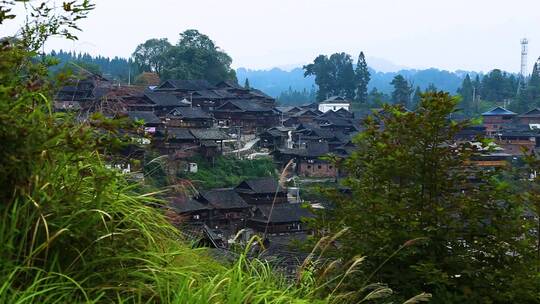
[2,0,540,73]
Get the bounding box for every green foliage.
[367,87,390,108]
[480,69,517,103]
[132,30,237,84]
[164,29,236,83]
[277,86,316,105]
[184,156,277,189]
[304,53,356,101]
[132,38,172,75]
[390,74,412,106]
[313,92,539,303]
[457,74,474,115]
[0,4,382,303]
[411,86,422,110]
[354,52,371,104]
[48,50,138,83]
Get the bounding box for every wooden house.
[481,107,517,134]
[234,177,287,205]
[212,100,279,133]
[271,142,337,178]
[517,108,540,125]
[196,189,251,230]
[166,107,214,128]
[247,204,313,234]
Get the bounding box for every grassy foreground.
[0,44,332,303]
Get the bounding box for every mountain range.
[236,65,481,98]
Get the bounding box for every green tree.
[457,74,474,115]
[528,62,540,106]
[411,86,422,109]
[480,69,516,103]
[132,38,172,75]
[425,83,438,93]
[304,52,356,101]
[314,92,537,302]
[354,51,370,104]
[159,29,236,83]
[390,74,412,106]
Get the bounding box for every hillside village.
[52,69,540,263]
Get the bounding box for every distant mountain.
[237,66,480,98]
[366,56,408,73]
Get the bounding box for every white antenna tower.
[520,38,528,77]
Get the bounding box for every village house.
[318,96,351,113]
[152,79,276,110]
[481,106,517,134]
[169,196,211,223]
[125,91,189,115]
[271,142,337,178]
[165,107,214,128]
[234,177,288,205]
[494,126,538,155]
[247,204,313,234]
[196,189,251,231]
[55,72,111,103]
[153,128,229,159]
[516,108,540,125]
[258,127,294,150]
[212,100,279,133]
[126,111,162,130]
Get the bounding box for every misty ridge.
[236,65,483,98]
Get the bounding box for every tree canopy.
[313,92,539,302]
[304,52,359,101]
[133,29,237,84]
[390,74,412,106]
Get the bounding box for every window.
[318,165,322,169]
[329,165,333,169]
[307,165,312,169]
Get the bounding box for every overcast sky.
[2,0,540,73]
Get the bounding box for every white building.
[318,96,351,113]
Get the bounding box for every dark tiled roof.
[199,188,249,209]
[293,109,320,117]
[249,88,274,100]
[235,177,283,194]
[215,80,243,89]
[170,107,212,119]
[167,128,195,140]
[127,111,161,124]
[274,142,330,158]
[169,197,210,213]
[275,106,301,113]
[215,100,274,112]
[251,204,313,223]
[481,106,516,116]
[144,91,182,106]
[191,90,223,99]
[321,96,350,104]
[518,108,540,117]
[157,79,215,91]
[190,129,230,140]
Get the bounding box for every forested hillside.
[237,66,479,99]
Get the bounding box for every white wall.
[318,103,350,113]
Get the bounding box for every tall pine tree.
[390,74,412,107]
[354,51,370,104]
[457,74,474,115]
